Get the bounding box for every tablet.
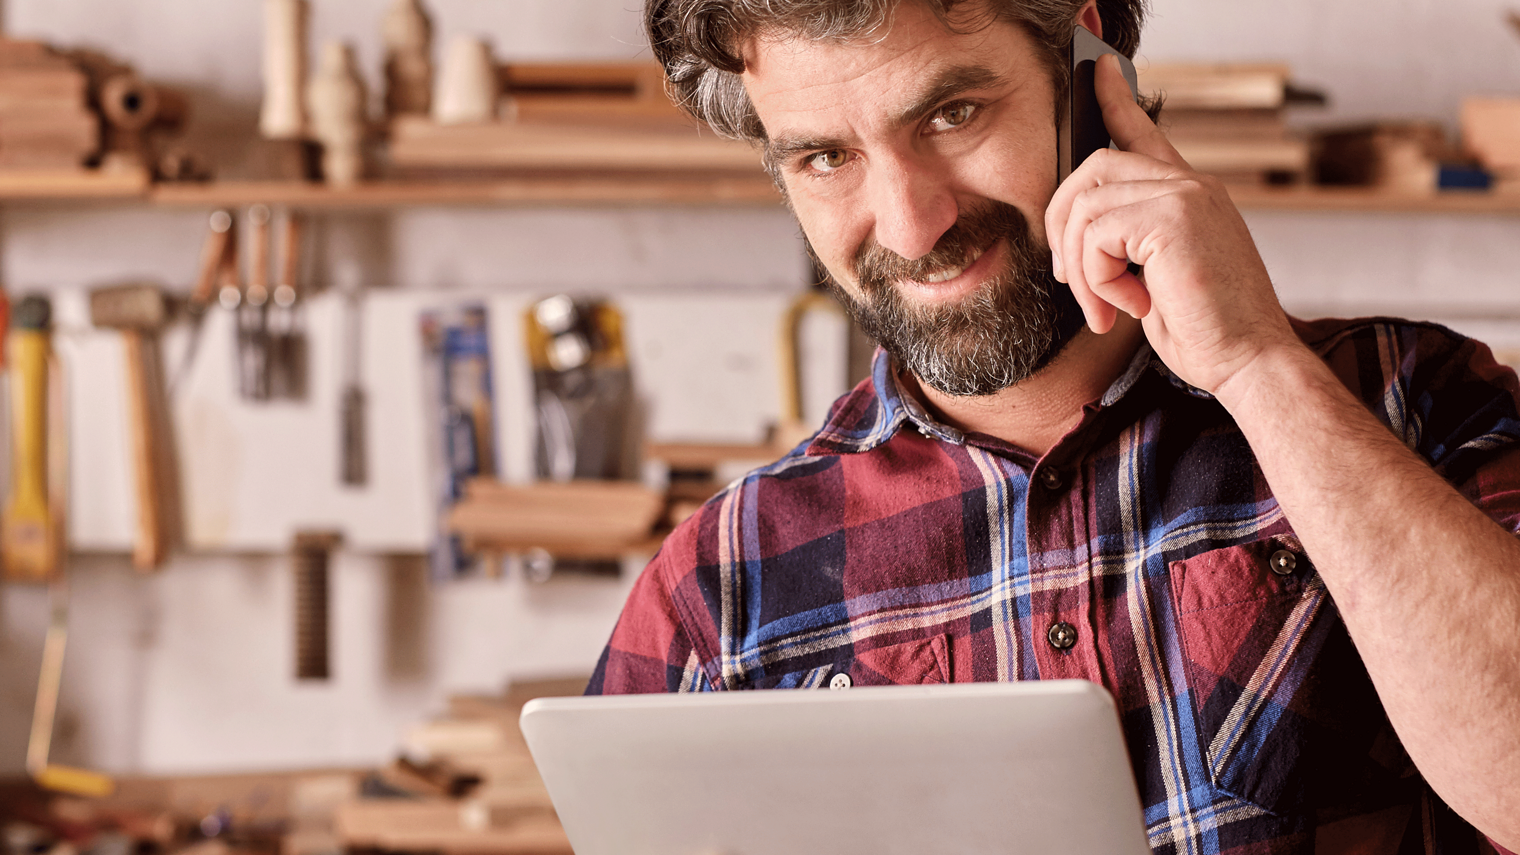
[520,679,1150,855]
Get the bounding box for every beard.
[816,200,1087,398]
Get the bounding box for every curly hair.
[644,0,1149,143]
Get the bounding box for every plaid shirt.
[589,317,1520,855]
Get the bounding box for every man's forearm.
[1215,343,1520,847]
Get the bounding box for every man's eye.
[928,103,977,132]
[807,150,851,173]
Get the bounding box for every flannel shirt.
[589,316,1520,855]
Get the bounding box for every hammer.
[89,284,170,571]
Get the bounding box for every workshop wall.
[0,0,1517,776]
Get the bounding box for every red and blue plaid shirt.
[589,317,1520,855]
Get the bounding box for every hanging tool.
[171,209,236,395]
[292,530,342,681]
[236,204,273,401]
[3,296,60,583]
[27,575,115,797]
[269,210,309,400]
[336,260,366,485]
[89,284,171,571]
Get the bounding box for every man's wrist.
[1211,339,1332,420]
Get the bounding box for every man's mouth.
[911,244,987,285]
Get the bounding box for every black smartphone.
[1058,26,1140,183]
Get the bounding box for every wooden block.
[1462,97,1520,173]
[388,115,759,173]
[1159,108,1286,141]
[1138,63,1290,110]
[447,479,665,549]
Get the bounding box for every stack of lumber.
[388,61,760,176]
[1142,63,1315,184]
[0,39,99,170]
[334,678,584,854]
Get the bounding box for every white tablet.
[519,679,1150,855]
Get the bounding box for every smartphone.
[1058,26,1140,183]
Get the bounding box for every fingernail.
[1051,250,1064,281]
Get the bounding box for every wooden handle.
[123,330,165,571]
[248,205,271,301]
[277,211,304,301]
[191,211,234,308]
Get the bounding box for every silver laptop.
[519,679,1151,855]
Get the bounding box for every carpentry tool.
[27,575,115,797]
[776,290,847,451]
[237,205,273,401]
[269,210,309,400]
[171,209,235,395]
[4,296,60,583]
[89,283,171,571]
[293,530,342,681]
[337,270,365,485]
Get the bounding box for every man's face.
[742,1,1082,396]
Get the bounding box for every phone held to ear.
[1058,26,1140,183]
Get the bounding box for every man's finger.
[1096,54,1188,168]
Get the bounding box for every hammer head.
[90,284,167,331]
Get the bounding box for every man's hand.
[1043,54,1302,398]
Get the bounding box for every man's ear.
[1075,0,1102,40]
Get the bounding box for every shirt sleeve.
[585,540,713,695]
[1312,320,1520,532]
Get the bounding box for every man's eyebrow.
[763,64,1009,171]
[891,65,1007,128]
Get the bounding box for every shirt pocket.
[743,635,951,690]
[1169,538,1331,814]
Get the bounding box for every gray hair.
[644,0,1149,143]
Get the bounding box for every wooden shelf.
[1227,185,1520,214]
[6,171,1520,215]
[151,174,781,208]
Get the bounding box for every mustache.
[852,201,1038,293]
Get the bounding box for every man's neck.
[906,314,1144,457]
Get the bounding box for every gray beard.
[817,200,1083,398]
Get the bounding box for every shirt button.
[1038,468,1065,491]
[1047,622,1078,651]
[1269,550,1299,577]
[829,672,852,690]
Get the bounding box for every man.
[588,0,1520,851]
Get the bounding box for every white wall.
[0,0,1518,777]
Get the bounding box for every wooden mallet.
[89,284,170,571]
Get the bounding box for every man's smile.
[895,239,1005,303]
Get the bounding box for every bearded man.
[586,0,1520,851]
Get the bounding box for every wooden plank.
[646,441,785,470]
[0,167,148,198]
[335,800,571,854]
[1137,63,1291,110]
[389,116,761,172]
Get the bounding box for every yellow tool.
[26,575,115,797]
[3,295,60,583]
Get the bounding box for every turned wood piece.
[383,0,434,117]
[261,0,310,139]
[434,36,497,125]
[307,42,369,186]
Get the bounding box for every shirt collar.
[802,342,1209,457]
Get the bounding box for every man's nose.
[866,155,957,262]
